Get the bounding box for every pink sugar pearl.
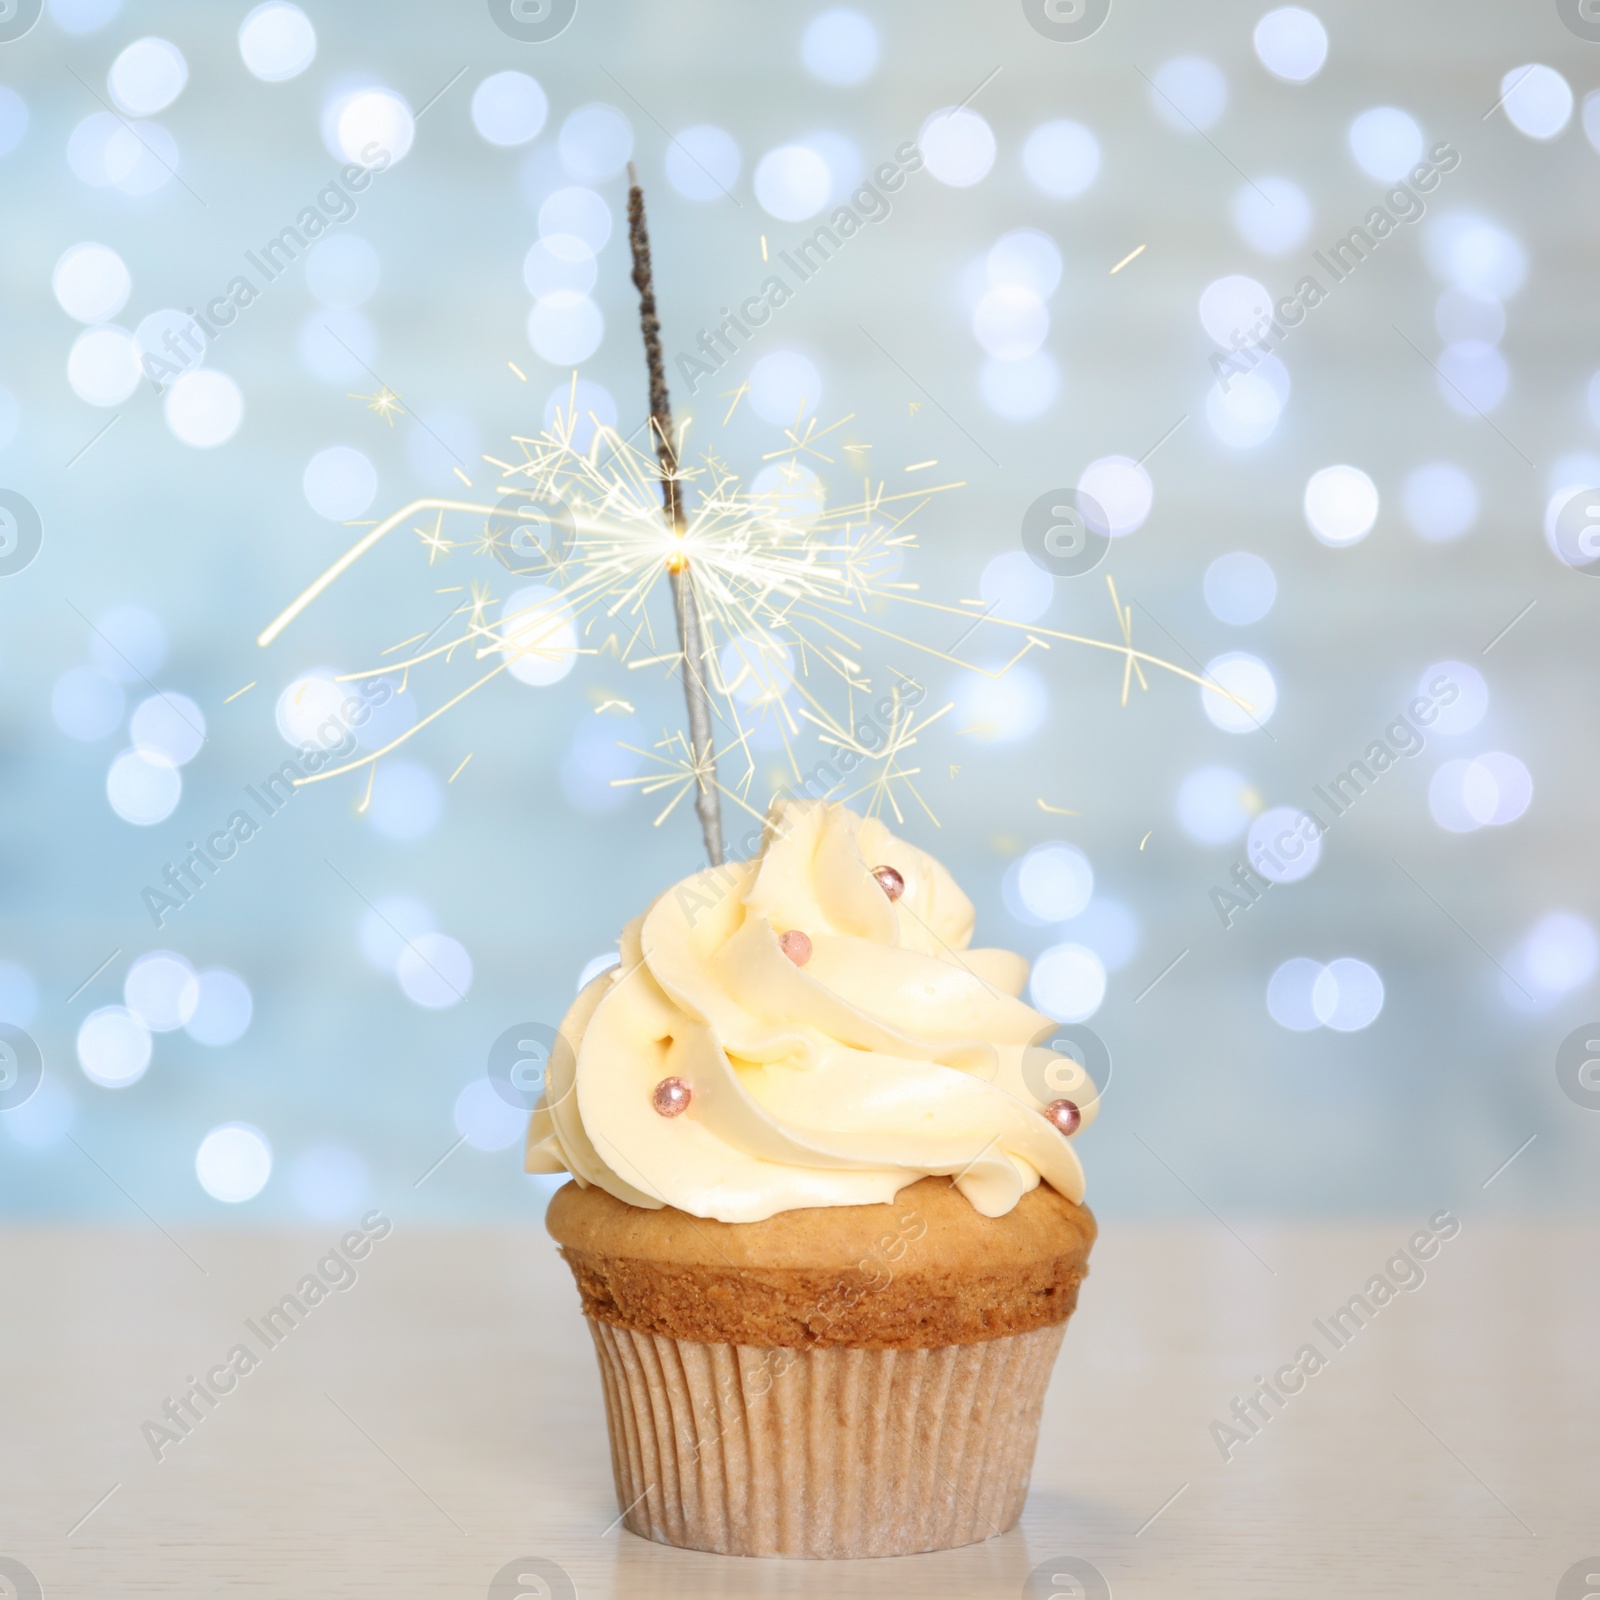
[652,1077,691,1117]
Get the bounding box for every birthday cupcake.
[528,799,1098,1559]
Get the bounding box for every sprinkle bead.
[652,1077,691,1117]
[779,929,813,966]
[871,864,905,901]
[1042,1098,1081,1135]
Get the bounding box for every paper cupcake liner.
[587,1317,1066,1560]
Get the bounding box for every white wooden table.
[3,1220,1594,1597]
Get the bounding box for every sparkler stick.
[625,167,725,867]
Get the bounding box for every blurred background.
[1,0,1596,1225]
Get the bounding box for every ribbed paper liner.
[587,1317,1066,1559]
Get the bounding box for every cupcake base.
[589,1317,1066,1559]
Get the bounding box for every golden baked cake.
[529,799,1099,1558]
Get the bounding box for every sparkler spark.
[350,385,405,425]
[256,389,1248,829]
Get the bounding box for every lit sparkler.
[257,199,1247,853]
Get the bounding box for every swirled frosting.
[525,800,1096,1222]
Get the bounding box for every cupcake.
[528,799,1098,1559]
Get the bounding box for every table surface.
[3,1217,1595,1599]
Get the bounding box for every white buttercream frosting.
[526,800,1096,1222]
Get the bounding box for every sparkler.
[625,167,723,866]
[256,197,1251,847]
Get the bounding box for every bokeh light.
[106,748,181,825]
[53,666,124,741]
[195,1123,272,1203]
[980,353,1058,420]
[749,350,821,424]
[1267,957,1325,1031]
[185,970,253,1047]
[527,291,604,364]
[1311,958,1385,1031]
[0,88,24,159]
[108,37,187,116]
[129,692,205,766]
[299,308,375,384]
[238,2,316,82]
[1030,944,1107,1023]
[302,446,377,521]
[288,1145,369,1220]
[1515,912,1598,1000]
[753,144,830,220]
[398,934,472,1008]
[1348,106,1423,181]
[3,1078,74,1149]
[1207,356,1288,449]
[1436,340,1508,415]
[164,369,244,448]
[52,241,130,322]
[1022,120,1100,198]
[539,187,612,255]
[1436,288,1504,346]
[1204,552,1277,624]
[501,586,579,686]
[1057,898,1140,972]
[979,549,1053,623]
[77,1005,152,1087]
[471,71,547,147]
[306,235,380,308]
[1500,65,1572,141]
[543,376,616,452]
[1421,660,1487,736]
[67,326,140,407]
[124,951,199,1032]
[91,605,165,681]
[365,760,443,842]
[802,8,878,85]
[1177,765,1254,844]
[275,669,349,750]
[577,952,622,990]
[1199,274,1271,347]
[1149,58,1228,131]
[987,229,1062,299]
[951,664,1048,742]
[1253,7,1328,81]
[1304,464,1379,546]
[972,285,1048,361]
[334,88,413,168]
[918,107,995,187]
[1429,753,1532,831]
[1232,176,1312,255]
[1009,842,1094,923]
[1201,653,1278,733]
[665,125,740,201]
[359,895,435,974]
[1425,213,1527,300]
[1248,805,1322,883]
[454,1077,525,1150]
[559,103,632,182]
[1077,456,1152,537]
[1402,462,1478,541]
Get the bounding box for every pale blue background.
[1,0,1596,1224]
